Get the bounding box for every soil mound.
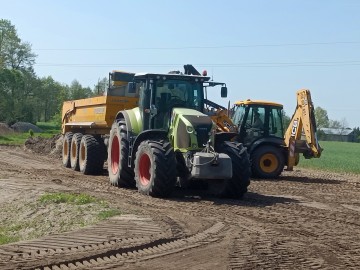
[0,122,14,135]
[25,134,63,158]
[11,122,43,133]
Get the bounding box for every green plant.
[0,233,20,245]
[97,209,121,220]
[39,192,97,205]
[28,129,34,137]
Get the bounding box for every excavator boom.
[284,89,322,170]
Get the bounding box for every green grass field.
[298,141,360,174]
[0,122,60,145]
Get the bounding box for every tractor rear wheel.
[108,119,134,187]
[79,134,104,175]
[70,133,83,171]
[62,132,73,168]
[210,141,251,199]
[251,145,285,179]
[134,140,177,197]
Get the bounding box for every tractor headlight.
[186,126,194,133]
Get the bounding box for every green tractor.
[108,65,250,198]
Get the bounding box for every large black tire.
[70,133,83,171]
[107,119,135,187]
[79,134,104,175]
[210,141,251,199]
[251,145,285,179]
[62,132,73,168]
[134,140,177,198]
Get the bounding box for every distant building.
[318,128,355,142]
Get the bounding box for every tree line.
[0,19,106,125]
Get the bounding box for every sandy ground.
[0,144,360,270]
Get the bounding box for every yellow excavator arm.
[204,99,238,133]
[284,89,323,170]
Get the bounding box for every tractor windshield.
[154,80,203,112]
[153,79,203,129]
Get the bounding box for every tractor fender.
[114,108,142,140]
[130,129,168,167]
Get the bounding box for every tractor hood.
[170,108,215,152]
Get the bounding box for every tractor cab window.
[153,80,202,129]
[242,106,266,144]
[231,105,246,127]
[249,107,265,129]
[269,107,284,138]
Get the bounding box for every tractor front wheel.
[134,140,177,197]
[210,141,251,199]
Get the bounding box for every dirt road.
[0,145,360,269]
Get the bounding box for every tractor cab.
[231,100,284,145]
[132,73,210,131]
[132,72,227,132]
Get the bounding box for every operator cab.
[132,72,227,131]
[231,100,284,145]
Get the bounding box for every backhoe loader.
[208,89,322,178]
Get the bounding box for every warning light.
[202,70,208,76]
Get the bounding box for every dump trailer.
[207,89,322,179]
[62,65,250,198]
[61,71,139,174]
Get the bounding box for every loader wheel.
[79,135,104,175]
[70,133,83,171]
[210,142,251,199]
[251,145,285,179]
[134,140,177,197]
[62,132,73,168]
[108,119,134,187]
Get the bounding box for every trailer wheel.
[70,133,83,171]
[134,140,177,197]
[62,132,73,168]
[108,119,134,187]
[79,135,104,175]
[251,145,285,179]
[210,142,251,199]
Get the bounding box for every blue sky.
[2,0,360,128]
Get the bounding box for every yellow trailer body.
[61,70,139,135]
[62,95,138,135]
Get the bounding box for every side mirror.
[128,82,136,93]
[221,86,227,98]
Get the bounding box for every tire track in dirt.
[0,221,226,270]
[54,172,360,269]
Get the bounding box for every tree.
[68,80,94,100]
[32,76,64,122]
[314,107,329,128]
[0,19,36,70]
[352,127,360,143]
[282,111,291,130]
[94,77,108,95]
